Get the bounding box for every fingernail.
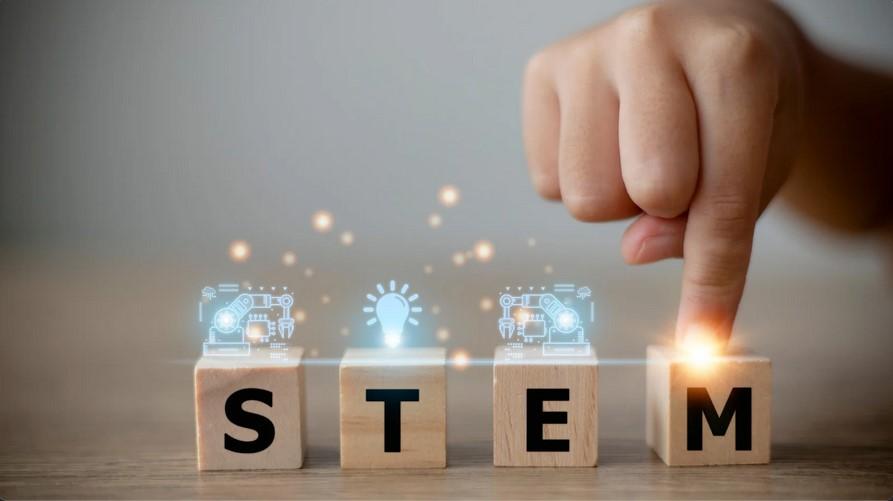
[635,234,679,263]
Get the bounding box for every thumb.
[621,214,686,264]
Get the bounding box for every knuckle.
[702,193,757,242]
[524,49,553,83]
[560,42,599,78]
[564,195,604,222]
[704,22,776,80]
[612,4,666,47]
[628,166,695,218]
[685,256,747,299]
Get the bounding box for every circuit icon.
[498,284,593,356]
[199,283,295,358]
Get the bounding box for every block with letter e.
[193,348,306,471]
[339,347,446,468]
[493,345,598,467]
[646,344,771,466]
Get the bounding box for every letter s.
[224,388,275,453]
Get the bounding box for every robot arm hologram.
[498,293,581,340]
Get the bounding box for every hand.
[522,0,805,346]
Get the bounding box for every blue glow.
[198,284,295,358]
[498,284,594,357]
[364,280,422,348]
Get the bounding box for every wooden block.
[646,344,771,466]
[339,347,446,469]
[194,347,306,471]
[493,345,598,467]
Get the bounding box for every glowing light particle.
[340,327,350,337]
[528,237,536,247]
[428,213,442,229]
[480,297,494,312]
[544,264,554,274]
[321,294,331,305]
[293,309,307,324]
[424,265,434,275]
[340,231,354,246]
[282,251,297,267]
[309,348,319,357]
[436,327,450,342]
[438,185,460,208]
[228,240,251,263]
[312,210,334,233]
[680,326,720,368]
[473,240,494,262]
[431,304,441,315]
[452,252,466,267]
[451,349,470,370]
[304,267,314,278]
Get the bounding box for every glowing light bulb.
[364,281,422,349]
[377,292,410,347]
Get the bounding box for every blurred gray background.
[1,0,892,456]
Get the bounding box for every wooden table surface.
[1,251,892,498]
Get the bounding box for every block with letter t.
[339,347,446,468]
[493,345,598,467]
[646,344,771,466]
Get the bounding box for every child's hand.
[522,1,805,346]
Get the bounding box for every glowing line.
[168,357,651,367]
[366,318,377,326]
[408,294,418,302]
[377,283,385,294]
[400,283,409,294]
[363,307,374,313]
[408,318,419,326]
[366,294,377,302]
[198,302,202,322]
[389,280,396,291]
[410,306,422,313]
[590,302,594,322]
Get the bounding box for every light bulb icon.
[364,280,422,348]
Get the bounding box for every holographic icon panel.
[363,280,423,348]
[199,283,295,358]
[498,284,594,356]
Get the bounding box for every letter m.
[686,387,752,451]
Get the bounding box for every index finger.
[676,32,778,348]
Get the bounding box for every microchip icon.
[246,319,271,340]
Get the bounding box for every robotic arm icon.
[498,292,590,356]
[206,292,295,356]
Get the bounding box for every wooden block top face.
[494,344,598,366]
[646,344,771,466]
[493,346,598,467]
[194,348,306,471]
[340,347,446,367]
[195,347,305,369]
[339,348,446,469]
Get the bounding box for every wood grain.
[646,345,771,466]
[339,348,447,468]
[493,345,598,467]
[194,348,307,471]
